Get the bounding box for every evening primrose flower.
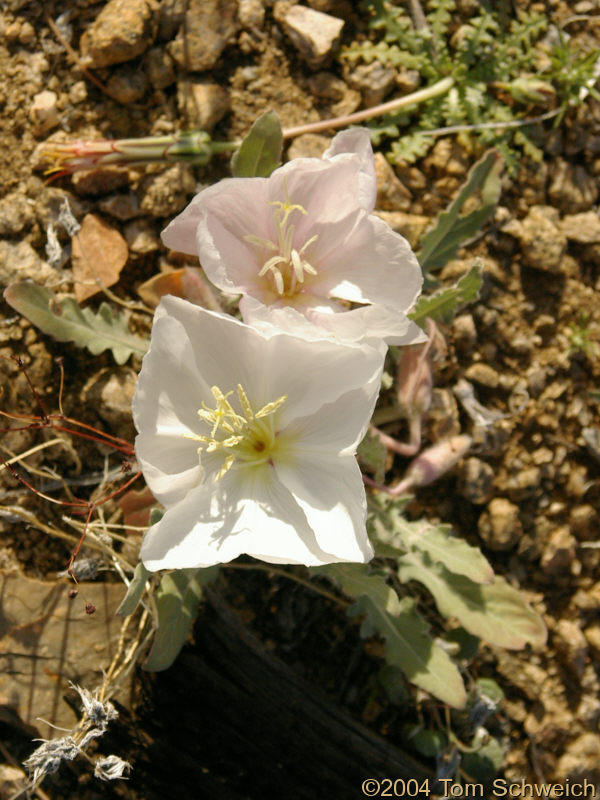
[161,129,423,344]
[132,296,384,569]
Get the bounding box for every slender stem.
[281,76,455,139]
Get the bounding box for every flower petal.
[140,466,347,569]
[274,454,373,563]
[322,127,377,212]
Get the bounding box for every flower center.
[185,384,287,480]
[244,185,319,298]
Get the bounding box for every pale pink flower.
[133,296,384,569]
[161,129,423,344]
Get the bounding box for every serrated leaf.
[397,552,547,649]
[318,564,466,708]
[4,282,148,365]
[116,562,150,618]
[369,495,493,584]
[417,150,503,273]
[231,111,283,177]
[357,430,388,484]
[409,261,483,326]
[143,566,219,672]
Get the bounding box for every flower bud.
[494,77,556,106]
[392,434,472,495]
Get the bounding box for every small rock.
[555,732,600,782]
[87,369,138,439]
[145,47,176,90]
[373,153,412,212]
[501,466,542,500]
[72,168,131,197]
[30,90,59,136]
[158,0,186,40]
[458,457,495,504]
[478,497,522,551]
[0,240,59,287]
[559,211,600,243]
[98,193,141,221]
[0,191,35,235]
[452,314,477,353]
[548,160,599,213]
[80,0,158,68]
[168,0,237,71]
[124,219,160,254]
[464,362,499,388]
[584,622,600,656]
[276,3,344,69]
[106,63,148,103]
[569,504,597,541]
[138,164,196,217]
[306,73,360,117]
[396,69,421,93]
[423,139,469,178]
[238,0,265,29]
[68,80,88,104]
[71,214,129,302]
[373,210,430,248]
[553,619,588,679]
[177,80,230,131]
[502,205,567,273]
[540,526,576,574]
[345,61,396,106]
[286,133,330,161]
[18,19,35,44]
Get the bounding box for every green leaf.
[403,724,447,758]
[357,429,388,484]
[409,261,483,326]
[4,282,148,365]
[397,552,547,649]
[143,566,219,672]
[231,111,283,177]
[116,562,151,618]
[461,737,503,782]
[318,564,466,708]
[417,150,503,273]
[369,495,493,584]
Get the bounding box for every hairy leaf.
[231,110,283,178]
[397,552,547,649]
[319,564,466,708]
[417,150,503,273]
[116,562,151,618]
[409,261,483,325]
[143,566,219,672]
[369,495,493,584]
[4,282,148,365]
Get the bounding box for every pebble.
[158,0,186,40]
[306,73,361,117]
[548,160,599,213]
[145,47,176,90]
[464,362,499,388]
[502,466,542,500]
[71,213,129,302]
[72,168,131,197]
[68,80,88,104]
[177,80,230,131]
[87,369,138,439]
[395,69,421,93]
[276,3,344,69]
[559,211,600,244]
[569,504,597,541]
[345,61,396,106]
[0,191,35,235]
[373,153,412,212]
[124,219,160,254]
[540,525,576,575]
[168,0,237,71]
[423,139,469,178]
[18,19,35,45]
[106,64,148,104]
[477,497,522,551]
[373,211,430,249]
[80,0,157,68]
[238,0,265,29]
[30,90,59,136]
[286,133,330,160]
[502,205,567,273]
[138,164,196,217]
[0,240,60,287]
[553,619,588,679]
[458,457,495,504]
[98,193,141,221]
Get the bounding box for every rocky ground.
[0,1,600,798]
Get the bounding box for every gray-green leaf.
[417,150,503,273]
[231,110,283,178]
[319,564,466,708]
[143,566,219,672]
[116,562,151,618]
[409,261,483,326]
[397,552,547,649]
[4,282,148,365]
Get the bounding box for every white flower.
[161,129,423,344]
[133,296,384,569]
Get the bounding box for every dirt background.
[0,0,600,798]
